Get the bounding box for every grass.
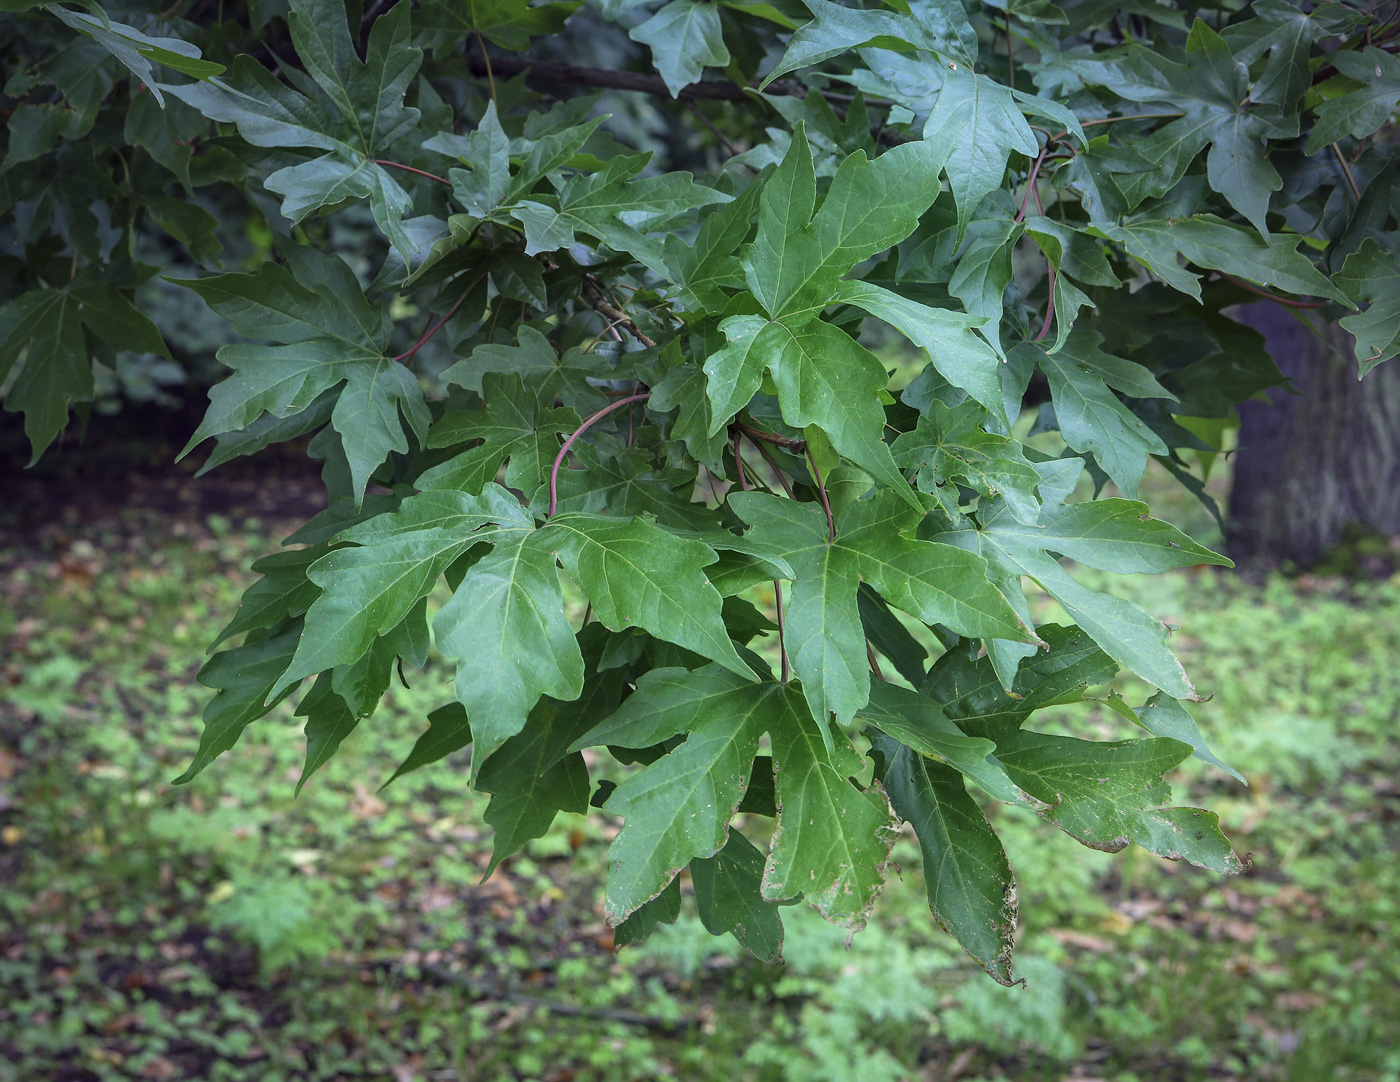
[1,464,1399,1082]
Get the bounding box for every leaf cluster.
[5,0,1398,979]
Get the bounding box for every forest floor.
[2,418,1398,1082]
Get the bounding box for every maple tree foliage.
[3,0,1398,981]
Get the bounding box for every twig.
[806,449,835,542]
[749,438,797,499]
[1215,272,1331,309]
[474,29,496,102]
[736,422,806,452]
[394,289,470,363]
[581,275,657,348]
[688,100,742,157]
[465,54,880,107]
[548,394,651,516]
[866,641,884,681]
[1034,263,1056,342]
[775,581,790,683]
[372,159,451,186]
[1331,142,1364,200]
[1015,146,1049,223]
[736,434,791,683]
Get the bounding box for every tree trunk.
[1227,301,1400,567]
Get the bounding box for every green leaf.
[629,0,731,97]
[831,279,1008,427]
[730,490,1032,733]
[663,181,762,311]
[743,129,949,325]
[417,0,580,52]
[762,0,973,88]
[1092,216,1347,305]
[892,399,1042,524]
[0,290,89,463]
[859,681,1037,809]
[434,515,585,777]
[924,67,1039,240]
[872,732,1017,984]
[984,727,1242,872]
[924,623,1119,731]
[158,0,422,257]
[176,254,426,508]
[1308,47,1400,151]
[1066,20,1294,232]
[1134,691,1245,784]
[571,665,773,921]
[542,514,753,680]
[1037,340,1169,498]
[422,373,578,494]
[442,325,611,412]
[0,275,170,461]
[271,487,521,698]
[1336,238,1400,374]
[763,696,897,930]
[48,6,223,95]
[174,625,304,785]
[437,101,512,218]
[514,154,729,271]
[478,699,595,876]
[946,216,1021,344]
[614,877,681,948]
[294,673,360,796]
[692,829,789,962]
[211,545,326,649]
[930,496,1229,698]
[382,703,472,789]
[1223,0,1331,110]
[705,316,922,510]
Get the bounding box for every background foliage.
[1,473,1397,1081]
[3,0,1400,1000]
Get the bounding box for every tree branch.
[468,54,875,107]
[581,275,657,348]
[549,393,651,516]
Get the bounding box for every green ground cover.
[1,465,1398,1082]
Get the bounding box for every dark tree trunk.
[1227,301,1400,567]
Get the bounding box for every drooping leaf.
[691,829,790,962]
[705,316,923,510]
[731,489,1033,733]
[929,495,1229,699]
[629,0,731,97]
[173,624,304,785]
[892,399,1042,524]
[433,512,585,777]
[1134,691,1246,784]
[984,727,1243,872]
[382,703,472,789]
[570,665,774,922]
[763,697,897,930]
[1091,216,1347,305]
[1336,238,1400,375]
[542,514,754,680]
[924,67,1039,240]
[271,487,522,697]
[832,279,1008,427]
[872,732,1017,984]
[174,252,427,507]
